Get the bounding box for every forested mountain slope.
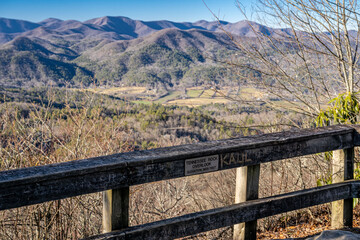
[0,16,291,88]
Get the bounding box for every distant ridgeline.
[0,16,292,89]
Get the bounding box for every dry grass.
[85,87,147,95]
[238,87,265,100]
[74,85,273,107]
[165,98,231,107]
[186,89,203,98]
[200,89,216,98]
[155,91,182,104]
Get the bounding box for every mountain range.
[0,16,291,88]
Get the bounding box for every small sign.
[185,155,219,176]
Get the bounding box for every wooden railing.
[1,125,360,240]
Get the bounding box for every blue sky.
[0,0,254,23]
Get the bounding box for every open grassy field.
[200,89,216,98]
[85,87,147,96]
[214,88,230,98]
[165,98,230,107]
[239,87,265,100]
[132,100,152,105]
[187,89,203,98]
[76,85,288,107]
[155,91,182,104]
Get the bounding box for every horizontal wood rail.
[1,125,360,239]
[0,125,357,210]
[87,180,360,240]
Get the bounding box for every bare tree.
[210,0,360,119]
[203,2,360,238]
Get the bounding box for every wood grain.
[0,125,357,210]
[86,180,359,240]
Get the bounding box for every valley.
[83,85,257,106]
[0,12,353,240]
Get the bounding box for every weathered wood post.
[102,187,130,233]
[233,164,260,240]
[331,148,354,229]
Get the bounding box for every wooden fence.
[1,125,360,239]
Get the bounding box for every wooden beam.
[233,165,260,240]
[331,148,354,228]
[85,181,358,240]
[103,187,129,232]
[350,124,360,146]
[0,125,355,210]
